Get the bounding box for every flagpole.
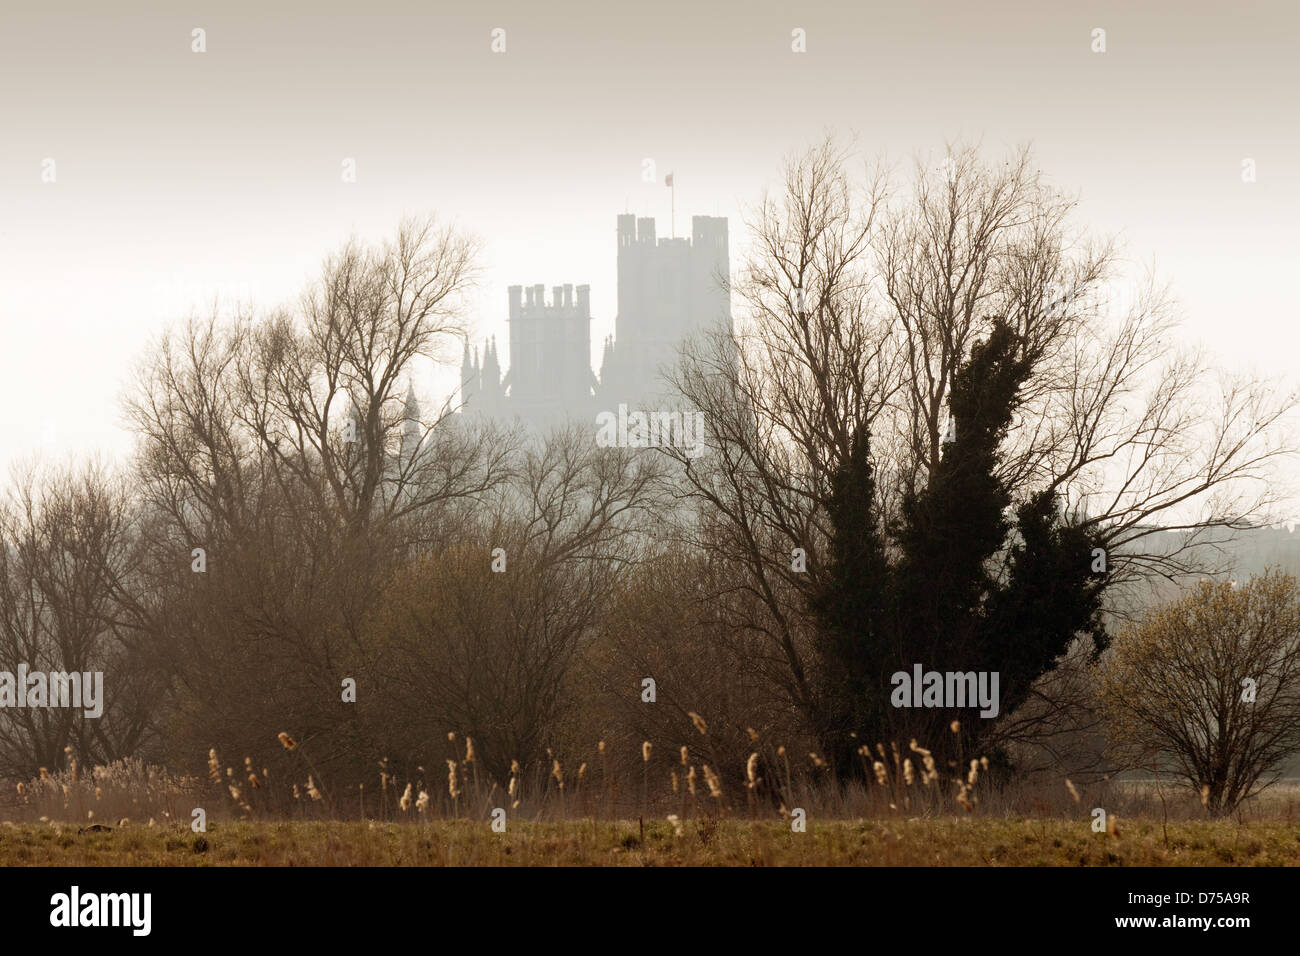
[665,171,676,237]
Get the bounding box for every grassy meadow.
[2,817,1299,866]
[6,751,1300,866]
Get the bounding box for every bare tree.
[125,216,509,548]
[120,216,514,782]
[1100,571,1300,815]
[662,139,895,736]
[0,462,159,779]
[367,425,668,782]
[665,135,1298,758]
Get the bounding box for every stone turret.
[460,210,731,429]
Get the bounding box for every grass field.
[2,818,1298,866]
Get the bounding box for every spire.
[460,342,480,410]
[599,334,615,384]
[401,382,422,460]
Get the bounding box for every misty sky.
[1,0,1297,483]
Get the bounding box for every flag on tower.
[664,173,674,187]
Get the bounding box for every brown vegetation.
[1,142,1297,849]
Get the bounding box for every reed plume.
[702,765,722,799]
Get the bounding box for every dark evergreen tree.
[978,490,1109,732]
[808,429,891,776]
[811,319,1108,777]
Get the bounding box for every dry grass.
[7,734,1299,866]
[9,732,1300,829]
[5,758,200,826]
[7,732,1299,872]
[0,817,1297,866]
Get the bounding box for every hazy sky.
[1,0,1297,477]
